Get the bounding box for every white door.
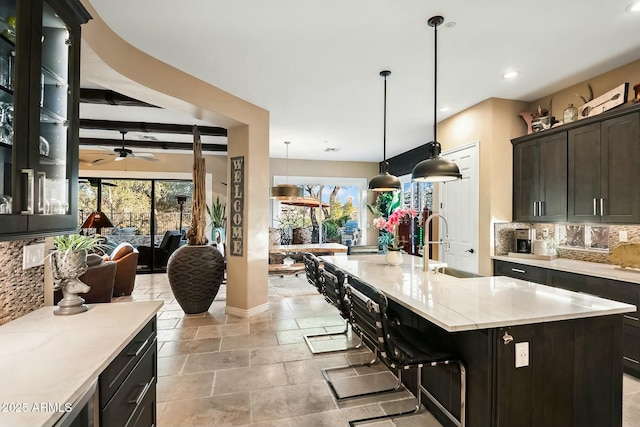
[438,142,479,274]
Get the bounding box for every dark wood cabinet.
[494,258,640,379]
[567,112,640,223]
[513,133,567,222]
[100,317,157,427]
[0,0,89,240]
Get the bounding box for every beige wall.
[530,59,640,121]
[437,98,529,276]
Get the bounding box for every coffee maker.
[515,228,535,254]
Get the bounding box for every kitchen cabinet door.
[568,122,601,223]
[513,139,539,222]
[600,112,640,223]
[512,133,566,222]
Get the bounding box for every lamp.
[412,16,462,183]
[270,141,304,200]
[81,211,114,235]
[177,195,187,233]
[369,70,402,192]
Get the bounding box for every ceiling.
[80,0,640,162]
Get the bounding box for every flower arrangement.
[373,207,417,251]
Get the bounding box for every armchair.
[108,242,139,296]
[137,230,184,268]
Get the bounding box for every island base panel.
[388,300,624,427]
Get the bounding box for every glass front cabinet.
[0,0,90,240]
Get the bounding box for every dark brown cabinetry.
[568,113,640,223]
[512,104,640,224]
[494,258,640,378]
[100,317,157,427]
[513,133,567,222]
[0,0,89,240]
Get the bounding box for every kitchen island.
[322,254,635,427]
[0,300,163,427]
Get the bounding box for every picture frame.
[578,83,628,119]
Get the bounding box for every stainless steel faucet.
[422,213,450,272]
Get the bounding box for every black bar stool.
[322,275,466,427]
[302,253,360,354]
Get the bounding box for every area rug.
[214,274,317,301]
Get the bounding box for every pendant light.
[368,70,402,192]
[412,16,462,183]
[270,141,303,200]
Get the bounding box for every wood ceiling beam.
[80,88,160,108]
[79,119,228,137]
[79,137,227,152]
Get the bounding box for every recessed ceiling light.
[627,1,640,12]
[502,70,519,80]
[439,106,451,112]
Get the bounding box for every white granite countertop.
[0,300,163,427]
[321,255,634,332]
[492,255,640,285]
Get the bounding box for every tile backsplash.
[494,222,640,264]
[0,239,46,326]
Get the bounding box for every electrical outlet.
[515,342,529,368]
[23,243,45,270]
[619,231,628,243]
[542,228,549,239]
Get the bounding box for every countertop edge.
[492,255,640,285]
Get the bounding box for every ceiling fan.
[112,130,159,162]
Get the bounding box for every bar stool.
[322,275,466,427]
[302,253,359,354]
[302,252,323,293]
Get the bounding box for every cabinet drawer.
[102,340,157,427]
[493,260,547,284]
[126,381,156,427]
[100,318,157,408]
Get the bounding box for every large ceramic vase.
[167,245,225,314]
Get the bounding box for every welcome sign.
[230,156,244,256]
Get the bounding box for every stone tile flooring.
[128,274,640,427]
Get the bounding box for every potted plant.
[372,207,417,265]
[167,126,225,314]
[50,234,103,315]
[207,195,227,254]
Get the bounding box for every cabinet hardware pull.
[128,379,153,406]
[593,198,598,216]
[600,198,605,216]
[511,268,526,274]
[539,201,544,216]
[128,338,150,358]
[37,172,46,214]
[624,356,640,365]
[533,202,537,217]
[624,315,639,322]
[20,169,34,215]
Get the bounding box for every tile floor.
[128,274,640,427]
